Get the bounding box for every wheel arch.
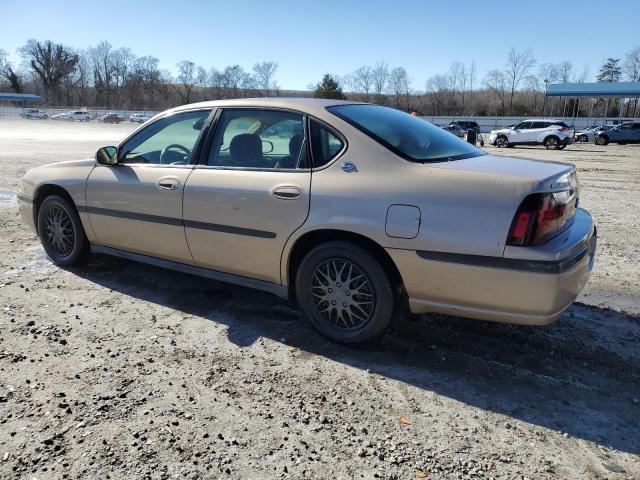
[32,184,78,235]
[284,228,407,307]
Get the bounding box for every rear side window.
[309,120,344,168]
[328,104,484,163]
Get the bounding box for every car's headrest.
[230,133,262,166]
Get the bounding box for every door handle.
[157,177,180,191]
[273,186,302,200]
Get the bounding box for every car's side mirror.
[96,146,118,165]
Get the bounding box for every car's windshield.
[328,104,485,162]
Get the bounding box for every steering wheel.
[160,144,191,164]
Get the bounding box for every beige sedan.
[18,98,597,344]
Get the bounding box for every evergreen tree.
[314,74,346,100]
[597,58,622,82]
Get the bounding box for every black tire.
[495,135,509,148]
[557,144,567,150]
[544,136,560,150]
[295,241,395,345]
[579,135,588,142]
[595,135,609,146]
[37,195,89,266]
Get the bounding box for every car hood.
[429,154,573,184]
[490,127,511,134]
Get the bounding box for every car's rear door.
[85,109,212,263]
[182,108,311,284]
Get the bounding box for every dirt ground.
[0,118,639,480]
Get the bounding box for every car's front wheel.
[295,241,395,345]
[495,135,509,148]
[37,195,89,267]
[595,135,609,145]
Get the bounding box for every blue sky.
[1,0,639,90]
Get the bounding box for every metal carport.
[545,82,640,123]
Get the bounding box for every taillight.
[507,190,577,246]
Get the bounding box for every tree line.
[1,39,639,118]
[0,39,281,110]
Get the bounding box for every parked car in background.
[98,113,124,124]
[17,98,596,345]
[52,110,90,121]
[50,112,70,121]
[447,120,480,133]
[575,126,601,142]
[595,122,640,145]
[490,119,575,150]
[442,124,466,137]
[129,113,151,123]
[21,108,48,119]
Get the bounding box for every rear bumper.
[389,209,596,325]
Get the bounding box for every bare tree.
[447,61,463,115]
[484,69,507,116]
[425,74,448,115]
[175,60,197,104]
[388,67,410,110]
[20,39,79,103]
[624,46,640,116]
[557,61,573,83]
[505,47,535,115]
[371,61,389,104]
[88,41,114,107]
[0,49,23,93]
[252,61,279,97]
[353,65,373,99]
[624,46,640,81]
[467,61,477,115]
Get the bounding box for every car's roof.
[167,97,366,116]
[520,118,563,122]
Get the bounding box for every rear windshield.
[328,104,485,162]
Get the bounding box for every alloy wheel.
[311,258,375,331]
[45,206,75,257]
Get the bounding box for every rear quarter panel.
[281,121,537,285]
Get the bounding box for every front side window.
[208,109,305,169]
[531,121,547,129]
[617,123,632,130]
[309,120,344,168]
[514,121,532,130]
[119,110,210,165]
[328,104,484,163]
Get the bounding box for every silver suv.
[490,119,575,150]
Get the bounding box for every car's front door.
[632,123,640,142]
[510,121,531,143]
[183,108,311,284]
[86,109,212,263]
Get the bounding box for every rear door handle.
[157,177,180,190]
[273,186,302,200]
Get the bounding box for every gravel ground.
[0,119,639,479]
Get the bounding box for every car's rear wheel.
[295,241,395,345]
[37,195,89,267]
[595,135,609,145]
[495,135,509,148]
[544,136,560,149]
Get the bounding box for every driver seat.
[230,133,263,167]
